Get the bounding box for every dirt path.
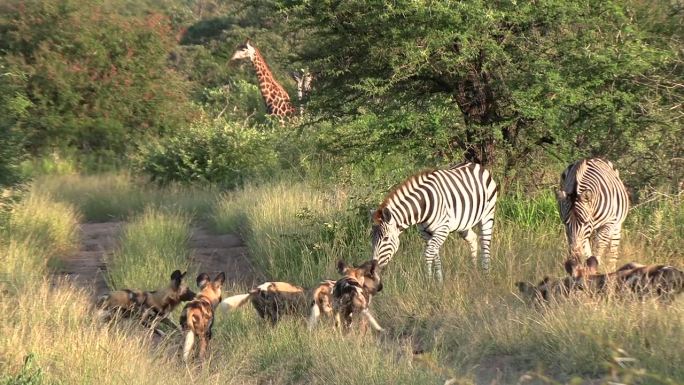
[54,221,259,300]
[188,224,261,288]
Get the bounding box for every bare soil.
[53,221,260,300]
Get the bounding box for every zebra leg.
[458,230,479,267]
[607,225,623,271]
[594,225,613,268]
[425,228,449,282]
[434,255,443,282]
[479,217,494,271]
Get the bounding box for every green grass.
[1,175,682,385]
[106,207,192,290]
[32,173,218,222]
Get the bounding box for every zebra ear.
[381,207,392,222]
[555,190,567,201]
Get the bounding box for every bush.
[0,0,195,155]
[139,120,278,188]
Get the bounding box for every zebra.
[370,162,498,282]
[556,158,629,275]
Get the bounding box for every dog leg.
[198,335,208,361]
[362,309,384,332]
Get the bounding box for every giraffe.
[290,69,313,116]
[230,39,296,119]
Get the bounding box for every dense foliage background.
[0,0,682,193]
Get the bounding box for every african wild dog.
[220,280,337,330]
[97,270,195,334]
[517,256,684,303]
[332,259,384,334]
[180,272,225,362]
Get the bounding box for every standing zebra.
[371,162,498,282]
[556,158,629,275]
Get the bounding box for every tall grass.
[2,176,681,385]
[212,182,368,285]
[7,191,81,254]
[213,180,684,382]
[32,173,218,222]
[1,190,81,291]
[106,208,192,290]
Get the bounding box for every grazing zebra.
[556,158,629,275]
[370,162,498,282]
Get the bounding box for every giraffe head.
[230,39,256,62]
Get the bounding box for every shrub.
[139,120,278,188]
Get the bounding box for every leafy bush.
[139,120,278,188]
[0,68,30,187]
[0,0,195,155]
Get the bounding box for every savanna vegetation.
[1,0,682,384]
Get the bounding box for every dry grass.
[106,207,193,290]
[1,176,682,385]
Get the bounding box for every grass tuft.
[106,208,192,290]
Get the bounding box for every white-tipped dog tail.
[362,309,384,332]
[307,303,321,331]
[220,293,252,312]
[182,331,195,362]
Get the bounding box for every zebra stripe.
[556,158,629,272]
[371,162,498,281]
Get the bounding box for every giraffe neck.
[250,48,294,117]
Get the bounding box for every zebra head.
[370,206,401,268]
[556,188,596,267]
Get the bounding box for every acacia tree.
[281,0,682,188]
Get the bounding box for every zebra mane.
[374,169,437,223]
[566,158,618,196]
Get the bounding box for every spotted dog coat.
[180,272,225,362]
[220,280,337,330]
[332,259,384,334]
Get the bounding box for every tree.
[280,0,682,188]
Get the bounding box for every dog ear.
[369,259,379,276]
[180,271,187,279]
[213,272,226,286]
[585,256,599,275]
[564,258,578,276]
[197,273,211,289]
[337,260,347,275]
[516,281,535,297]
[170,269,183,288]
